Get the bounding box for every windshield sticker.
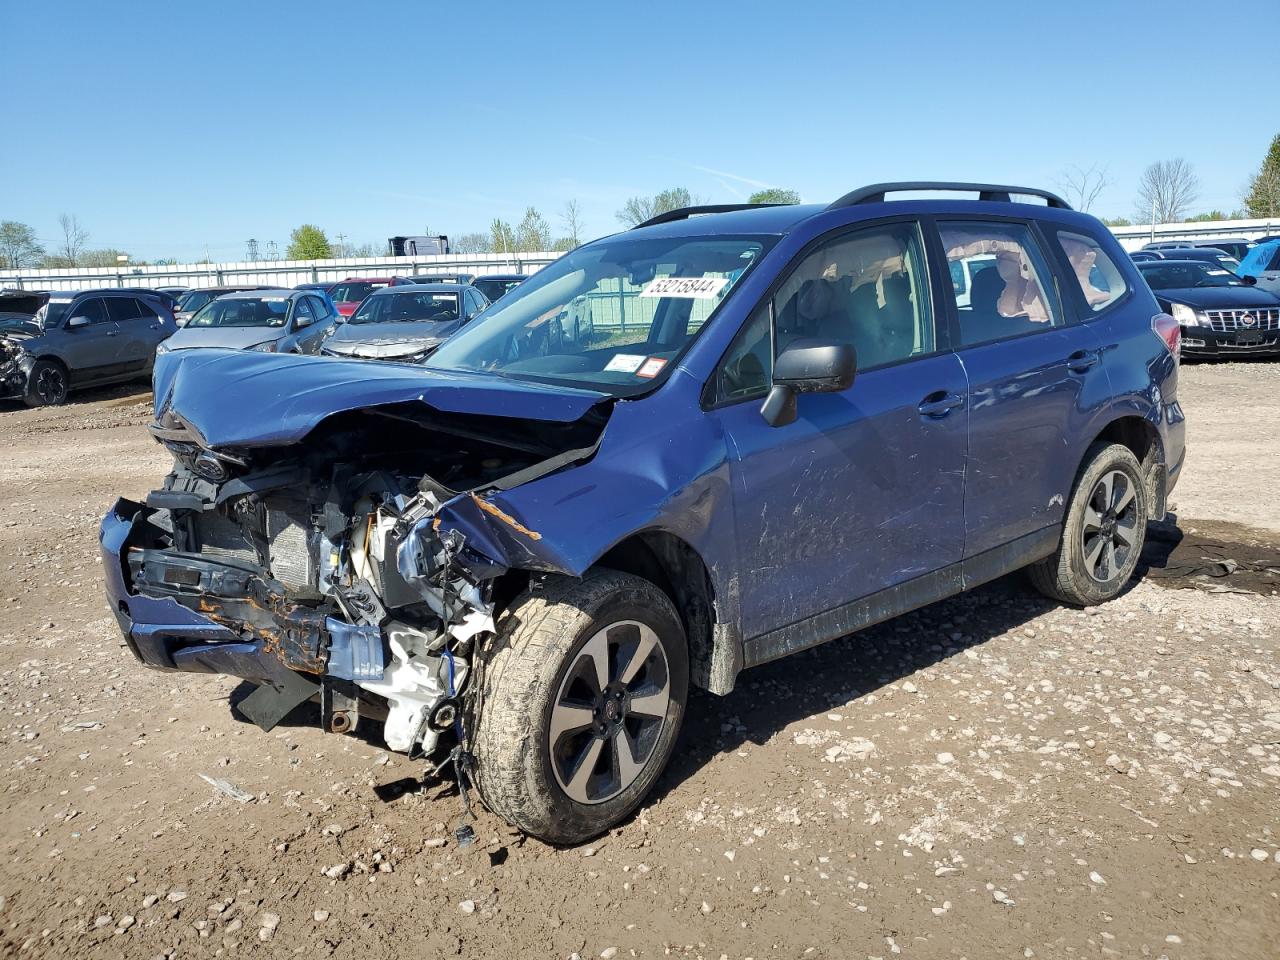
[639,277,729,299]
[1206,269,1230,276]
[635,357,667,379]
[604,353,646,373]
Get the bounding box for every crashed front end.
[0,336,31,398]
[101,355,608,758]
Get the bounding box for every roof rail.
[634,203,785,229]
[828,181,1072,211]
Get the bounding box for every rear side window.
[106,297,144,322]
[939,221,1061,347]
[1054,231,1127,313]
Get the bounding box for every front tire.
[1030,441,1148,605]
[23,359,69,407]
[471,570,688,844]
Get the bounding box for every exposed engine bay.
[123,399,608,758]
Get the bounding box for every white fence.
[1108,217,1278,251]
[0,251,561,291]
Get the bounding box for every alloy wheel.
[35,366,67,405]
[549,620,671,805]
[1081,469,1139,582]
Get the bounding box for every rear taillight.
[1152,312,1180,361]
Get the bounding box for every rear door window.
[106,297,144,322]
[292,297,317,326]
[938,221,1062,347]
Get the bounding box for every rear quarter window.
[1054,230,1127,313]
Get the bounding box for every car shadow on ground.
[0,381,150,414]
[647,572,1058,807]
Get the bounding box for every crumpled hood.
[163,326,284,351]
[1155,286,1280,310]
[324,318,462,357]
[151,348,609,448]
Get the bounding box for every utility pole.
[336,233,348,258]
[266,240,279,261]
[245,238,259,262]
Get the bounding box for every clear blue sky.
[4,0,1274,262]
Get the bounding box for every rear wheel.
[1030,442,1148,605]
[471,570,688,844]
[23,360,69,407]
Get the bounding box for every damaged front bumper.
[100,494,479,755]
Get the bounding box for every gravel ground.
[0,362,1277,959]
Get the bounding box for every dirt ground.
[1,361,1278,960]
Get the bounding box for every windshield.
[350,291,460,325]
[177,290,219,313]
[426,234,773,394]
[473,278,523,302]
[187,297,289,328]
[330,281,388,303]
[1139,262,1243,290]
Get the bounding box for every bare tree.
[1055,165,1109,213]
[1135,158,1200,224]
[616,187,700,226]
[57,214,89,266]
[561,199,584,248]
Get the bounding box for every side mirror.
[760,338,857,428]
[66,315,91,329]
[1240,274,1258,286]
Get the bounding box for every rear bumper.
[1181,325,1280,358]
[99,499,313,684]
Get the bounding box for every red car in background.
[327,277,416,318]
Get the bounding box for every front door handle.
[105,330,119,337]
[918,391,964,418]
[1066,349,1100,373]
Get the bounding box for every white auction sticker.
[639,277,729,299]
[604,353,646,373]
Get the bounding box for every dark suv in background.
[1,288,176,406]
[102,182,1185,843]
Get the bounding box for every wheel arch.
[1088,414,1166,518]
[592,530,740,696]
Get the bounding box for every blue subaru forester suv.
[101,183,1185,843]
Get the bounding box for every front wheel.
[471,570,688,844]
[1030,441,1148,605]
[23,359,69,407]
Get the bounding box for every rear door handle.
[918,391,964,418]
[1066,349,1100,373]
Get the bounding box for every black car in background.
[1129,247,1241,272]
[472,273,527,303]
[320,282,489,362]
[1136,259,1280,359]
[0,289,176,406]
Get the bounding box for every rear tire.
[23,359,69,408]
[471,570,688,845]
[1030,442,1148,606]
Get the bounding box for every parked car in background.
[388,235,449,256]
[155,285,192,299]
[1192,239,1253,261]
[294,281,336,293]
[102,182,1185,843]
[158,289,339,355]
[0,288,176,406]
[320,282,489,362]
[405,272,477,286]
[1128,247,1241,272]
[175,286,275,326]
[328,277,416,318]
[1237,240,1280,296]
[114,287,182,314]
[1136,259,1280,359]
[472,273,528,303]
